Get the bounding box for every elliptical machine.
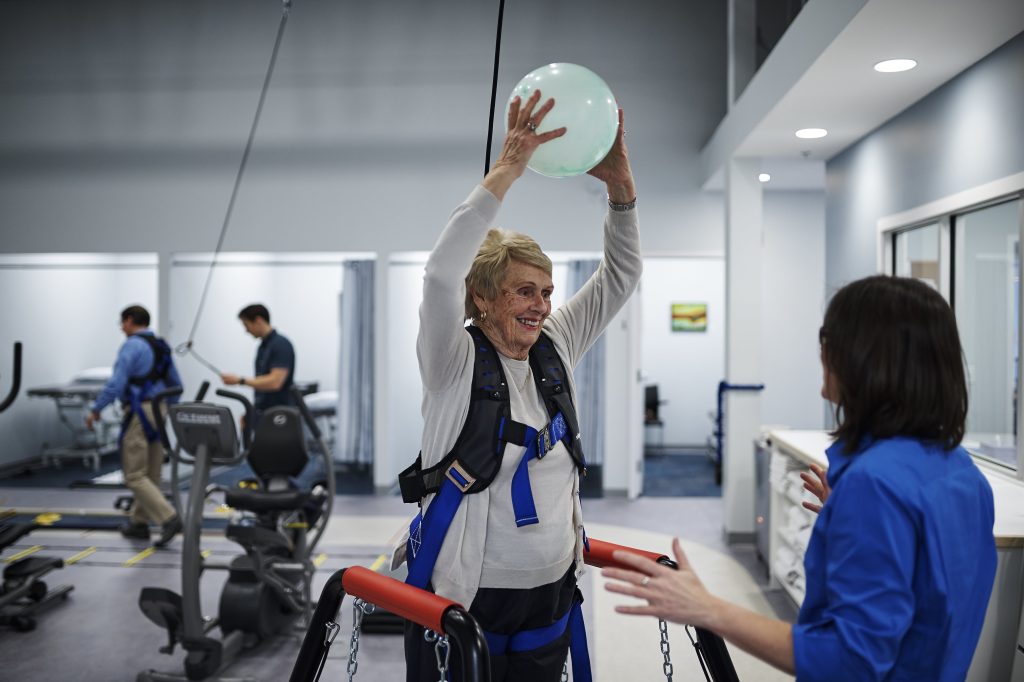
[0,342,75,632]
[138,382,335,682]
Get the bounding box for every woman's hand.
[588,108,635,204]
[603,538,718,629]
[800,463,831,513]
[482,90,566,200]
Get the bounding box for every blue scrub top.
[254,329,295,412]
[792,436,996,681]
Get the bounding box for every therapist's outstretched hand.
[603,538,719,629]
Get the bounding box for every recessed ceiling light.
[874,58,917,73]
[795,128,828,139]
[758,173,771,183]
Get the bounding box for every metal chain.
[424,629,451,681]
[346,598,375,682]
[435,633,451,682]
[659,618,674,681]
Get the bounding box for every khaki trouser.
[121,402,176,525]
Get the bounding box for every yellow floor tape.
[123,547,156,567]
[369,553,387,572]
[5,545,43,563]
[65,547,97,565]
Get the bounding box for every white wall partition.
[0,253,158,468]
[167,252,364,422]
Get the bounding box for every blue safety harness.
[399,326,592,680]
[119,333,176,445]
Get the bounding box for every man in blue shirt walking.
[86,305,183,545]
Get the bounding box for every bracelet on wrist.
[239,377,246,386]
[608,195,637,212]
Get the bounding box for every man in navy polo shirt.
[221,303,295,425]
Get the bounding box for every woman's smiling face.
[476,259,553,360]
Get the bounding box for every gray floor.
[0,487,797,681]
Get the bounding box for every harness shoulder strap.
[528,333,586,471]
[128,334,174,387]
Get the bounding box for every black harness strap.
[128,334,173,387]
[399,327,585,503]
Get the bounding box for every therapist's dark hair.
[121,305,151,328]
[238,304,270,324]
[821,275,967,453]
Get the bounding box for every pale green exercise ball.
[505,63,618,178]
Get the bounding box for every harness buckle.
[536,425,553,458]
[444,461,476,493]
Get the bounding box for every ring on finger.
[640,575,650,587]
[526,121,537,131]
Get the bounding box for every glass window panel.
[954,199,1021,469]
[894,222,940,288]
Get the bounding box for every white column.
[723,158,762,539]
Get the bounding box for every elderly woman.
[604,275,997,681]
[396,89,640,681]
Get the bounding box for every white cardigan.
[392,184,642,608]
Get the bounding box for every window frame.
[877,172,1024,478]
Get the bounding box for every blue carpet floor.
[642,448,721,497]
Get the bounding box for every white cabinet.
[767,446,818,605]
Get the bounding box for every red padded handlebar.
[342,565,455,634]
[584,538,666,569]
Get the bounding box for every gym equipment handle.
[583,538,665,569]
[288,566,490,682]
[289,385,322,440]
[151,386,185,450]
[214,388,255,450]
[585,538,739,682]
[0,342,22,414]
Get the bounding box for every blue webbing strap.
[118,387,161,445]
[568,599,592,681]
[405,476,465,590]
[483,599,592,681]
[510,412,570,527]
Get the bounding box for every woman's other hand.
[800,463,831,513]
[588,108,635,204]
[483,90,565,200]
[603,538,718,629]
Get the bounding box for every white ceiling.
[704,0,1024,189]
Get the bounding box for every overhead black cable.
[483,0,506,176]
[179,0,292,367]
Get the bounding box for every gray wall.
[0,0,728,258]
[0,0,731,473]
[825,31,1024,290]
[761,190,826,431]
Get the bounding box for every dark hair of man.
[821,275,967,453]
[121,305,151,328]
[238,304,270,324]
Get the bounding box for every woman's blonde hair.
[465,228,552,320]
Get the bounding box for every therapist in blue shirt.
[603,275,997,681]
[220,303,295,425]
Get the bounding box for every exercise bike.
[138,382,335,682]
[0,342,75,632]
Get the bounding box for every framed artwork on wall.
[671,303,707,332]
